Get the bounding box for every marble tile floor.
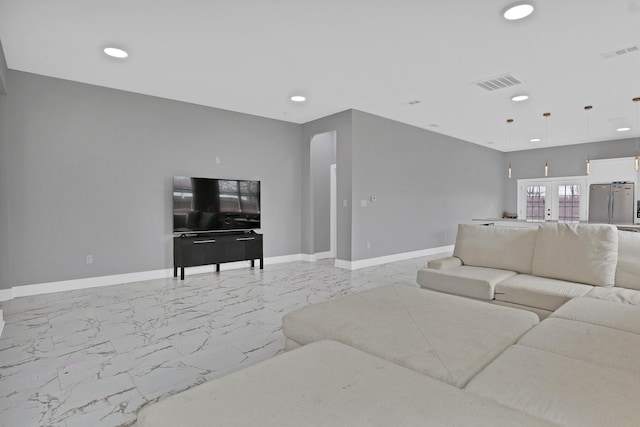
[0,256,440,427]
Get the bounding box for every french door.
[517,177,587,222]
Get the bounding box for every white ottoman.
[137,341,554,427]
[282,285,539,387]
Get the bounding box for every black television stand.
[173,231,263,280]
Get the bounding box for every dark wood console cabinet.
[173,232,263,280]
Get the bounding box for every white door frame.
[330,164,337,257]
[517,176,588,221]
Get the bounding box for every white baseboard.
[333,259,352,269]
[335,245,454,270]
[299,254,314,262]
[0,253,307,301]
[10,268,174,300]
[0,246,453,301]
[265,254,306,264]
[313,251,334,260]
[300,251,334,262]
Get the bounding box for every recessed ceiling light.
[511,94,529,102]
[103,47,128,58]
[290,95,306,102]
[617,127,631,132]
[503,2,535,20]
[530,138,541,142]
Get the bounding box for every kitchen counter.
[471,219,640,230]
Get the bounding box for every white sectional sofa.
[138,222,640,426]
[138,289,640,426]
[417,223,640,318]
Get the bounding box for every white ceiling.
[1,0,639,152]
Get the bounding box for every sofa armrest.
[427,256,463,270]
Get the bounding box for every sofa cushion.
[465,345,640,427]
[550,296,640,335]
[453,224,537,274]
[518,317,640,374]
[494,274,592,312]
[586,286,640,305]
[615,229,640,290]
[531,223,618,287]
[417,265,517,300]
[137,341,555,427]
[427,256,462,269]
[282,285,538,388]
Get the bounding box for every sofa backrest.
[531,223,618,287]
[453,224,537,274]
[615,230,640,290]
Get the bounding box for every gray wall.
[310,132,336,253]
[11,63,636,288]
[350,110,505,261]
[504,138,639,213]
[0,40,7,94]
[0,56,7,288]
[1,70,302,289]
[301,111,353,260]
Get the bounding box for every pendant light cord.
[587,107,591,143]
[634,97,639,172]
[585,106,592,174]
[632,97,640,171]
[543,112,550,176]
[507,119,513,178]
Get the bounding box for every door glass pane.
[526,186,546,221]
[558,184,580,223]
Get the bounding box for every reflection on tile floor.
[0,256,439,427]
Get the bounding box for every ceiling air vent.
[601,45,640,59]
[473,73,523,91]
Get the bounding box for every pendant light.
[543,112,550,177]
[584,105,592,174]
[507,119,514,178]
[634,97,640,172]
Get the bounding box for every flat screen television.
[173,176,261,233]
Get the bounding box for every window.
[517,177,587,222]
[526,186,546,221]
[558,184,580,223]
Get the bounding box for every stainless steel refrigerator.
[588,183,635,224]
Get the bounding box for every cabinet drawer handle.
[236,237,255,241]
[193,239,216,244]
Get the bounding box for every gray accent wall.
[301,111,353,260]
[504,138,639,213]
[350,110,505,261]
[1,70,302,289]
